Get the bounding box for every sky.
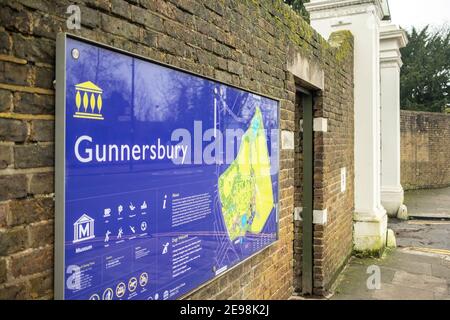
[388,0,450,31]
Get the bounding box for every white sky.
[388,0,450,31]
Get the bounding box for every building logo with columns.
[73,214,95,243]
[74,81,104,120]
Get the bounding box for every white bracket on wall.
[294,207,303,221]
[281,130,295,150]
[341,167,347,193]
[313,117,328,132]
[313,208,328,225]
[300,118,328,133]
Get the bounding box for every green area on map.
[218,107,275,241]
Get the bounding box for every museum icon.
[73,81,104,120]
[73,214,95,243]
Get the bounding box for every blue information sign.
[55,34,279,300]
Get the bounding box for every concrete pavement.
[331,186,450,300]
[404,186,450,219]
[390,219,450,250]
[331,247,450,300]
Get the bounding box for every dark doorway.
[293,88,314,295]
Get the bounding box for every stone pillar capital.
[380,22,408,69]
[305,0,387,21]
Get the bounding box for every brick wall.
[315,33,354,293]
[401,110,450,190]
[0,0,354,299]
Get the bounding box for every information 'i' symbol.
[163,194,167,209]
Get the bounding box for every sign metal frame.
[54,32,281,300]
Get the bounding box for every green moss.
[353,238,387,258]
[246,0,354,64]
[328,31,354,63]
[353,249,383,259]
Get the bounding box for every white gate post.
[305,0,389,252]
[380,21,408,216]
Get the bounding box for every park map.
[218,107,275,241]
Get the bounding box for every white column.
[305,0,389,252]
[380,22,408,216]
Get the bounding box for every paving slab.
[390,219,450,250]
[331,247,450,300]
[404,187,450,218]
[391,270,448,294]
[431,262,450,279]
[371,283,435,300]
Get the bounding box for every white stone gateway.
[305,0,390,252]
[379,21,408,217]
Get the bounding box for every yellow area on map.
[218,107,274,241]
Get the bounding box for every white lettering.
[73,135,189,164]
[74,135,92,163]
[171,128,191,165]
[132,145,141,160]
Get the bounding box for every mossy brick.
[0,175,28,201]
[0,282,29,299]
[0,202,7,228]
[101,14,140,42]
[157,35,185,56]
[33,66,54,89]
[31,11,64,40]
[205,1,225,16]
[8,197,54,227]
[0,258,6,284]
[29,172,54,195]
[14,144,54,169]
[0,118,28,142]
[0,145,12,169]
[227,60,243,75]
[0,227,28,256]
[15,0,52,12]
[79,6,100,29]
[0,61,31,86]
[168,0,202,16]
[84,0,111,11]
[0,4,33,34]
[214,69,232,84]
[13,92,54,115]
[131,6,165,32]
[111,0,132,20]
[11,33,55,63]
[30,120,54,142]
[142,30,158,48]
[10,246,53,277]
[0,30,11,54]
[0,89,13,112]
[29,272,53,299]
[29,220,54,248]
